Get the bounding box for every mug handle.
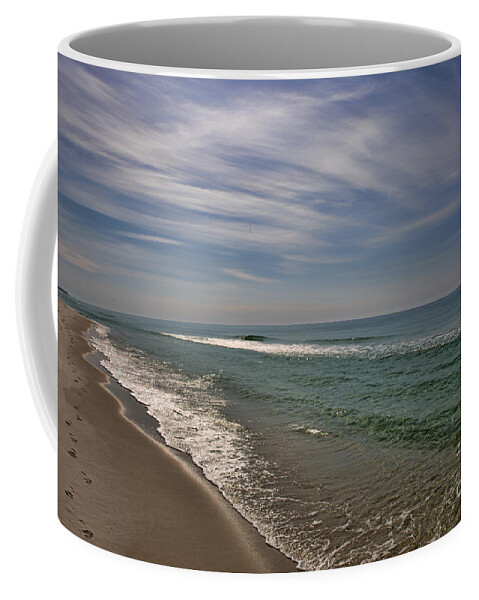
[17,142,58,450]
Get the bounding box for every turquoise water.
[60,287,460,569]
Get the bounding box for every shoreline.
[86,348,301,566]
[58,299,298,573]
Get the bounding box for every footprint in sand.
[64,489,74,499]
[69,433,78,443]
[76,415,83,422]
[82,530,94,539]
[65,420,72,426]
[68,449,77,458]
[80,471,92,485]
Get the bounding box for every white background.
[2,1,476,599]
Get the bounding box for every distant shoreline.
[58,298,297,572]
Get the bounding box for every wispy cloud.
[58,242,104,273]
[115,231,183,245]
[58,56,460,323]
[220,268,274,284]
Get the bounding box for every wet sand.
[58,299,297,572]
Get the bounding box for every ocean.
[59,287,461,570]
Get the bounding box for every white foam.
[88,323,298,560]
[160,328,460,358]
[86,322,459,571]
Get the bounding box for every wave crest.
[159,328,460,358]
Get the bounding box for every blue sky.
[58,55,460,325]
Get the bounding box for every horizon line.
[58,284,460,329]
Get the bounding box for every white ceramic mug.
[18,17,461,572]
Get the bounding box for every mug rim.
[58,16,461,80]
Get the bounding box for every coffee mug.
[17,17,461,572]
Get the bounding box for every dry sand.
[58,299,297,572]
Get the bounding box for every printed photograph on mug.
[56,40,460,571]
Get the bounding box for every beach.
[58,299,297,572]
[59,290,460,569]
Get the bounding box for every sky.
[58,55,460,325]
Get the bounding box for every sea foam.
[159,328,460,358]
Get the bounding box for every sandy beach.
[58,299,297,572]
